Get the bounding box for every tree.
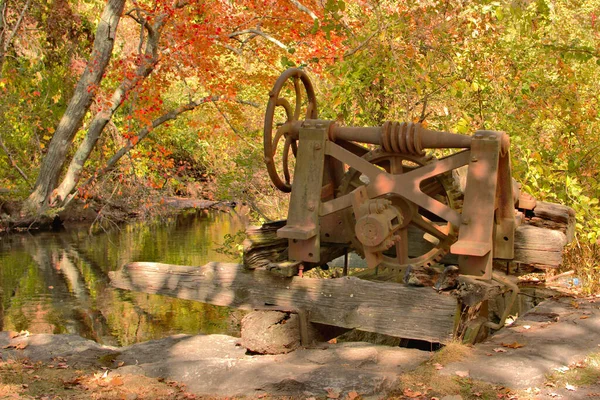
[20,0,346,214]
[24,0,126,212]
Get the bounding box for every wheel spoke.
[282,136,292,184]
[272,129,285,157]
[390,157,404,174]
[276,97,293,121]
[410,214,449,241]
[293,77,302,120]
[395,227,409,264]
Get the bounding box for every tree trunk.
[24,0,125,213]
[51,16,164,205]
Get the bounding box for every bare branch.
[228,28,288,50]
[211,100,257,149]
[2,0,30,52]
[0,132,31,187]
[289,0,317,21]
[344,31,376,58]
[83,96,259,188]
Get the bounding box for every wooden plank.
[528,201,575,242]
[514,225,566,268]
[109,261,458,343]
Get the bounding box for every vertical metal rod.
[343,249,349,276]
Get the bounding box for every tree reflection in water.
[0,210,246,346]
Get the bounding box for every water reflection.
[0,209,246,346]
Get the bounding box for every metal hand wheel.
[263,68,318,192]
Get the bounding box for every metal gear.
[337,149,463,276]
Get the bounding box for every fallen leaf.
[565,383,576,391]
[455,370,470,378]
[346,390,359,400]
[579,315,589,319]
[493,348,508,353]
[48,286,54,289]
[523,325,531,330]
[570,300,579,309]
[21,384,28,389]
[402,388,423,398]
[328,338,337,344]
[110,376,124,386]
[2,342,28,350]
[433,363,444,370]
[501,342,525,349]
[473,392,482,397]
[117,361,125,367]
[326,388,340,399]
[554,366,569,373]
[548,393,561,398]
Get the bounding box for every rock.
[241,310,301,354]
[1,331,431,397]
[0,332,118,366]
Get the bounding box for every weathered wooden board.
[109,261,458,343]
[513,225,567,268]
[527,201,575,243]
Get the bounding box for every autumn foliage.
[0,0,599,288]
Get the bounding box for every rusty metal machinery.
[263,68,535,280]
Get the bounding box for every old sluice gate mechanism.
[111,68,575,346]
[247,67,573,342]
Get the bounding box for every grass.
[389,341,518,400]
[564,242,600,295]
[545,352,600,387]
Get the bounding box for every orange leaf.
[346,391,360,400]
[402,388,423,398]
[501,342,525,349]
[109,376,124,386]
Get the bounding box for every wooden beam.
[109,262,458,343]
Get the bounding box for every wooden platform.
[109,262,459,343]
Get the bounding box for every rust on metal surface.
[262,67,538,281]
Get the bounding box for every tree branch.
[0,0,31,74]
[289,0,317,21]
[73,96,258,199]
[343,31,376,58]
[0,131,31,187]
[211,100,257,149]
[228,28,288,50]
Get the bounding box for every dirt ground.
[2,295,599,400]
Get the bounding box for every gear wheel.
[337,149,463,276]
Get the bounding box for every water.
[0,209,247,346]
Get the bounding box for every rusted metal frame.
[494,149,516,260]
[450,131,502,279]
[367,152,470,227]
[277,123,329,263]
[320,142,469,226]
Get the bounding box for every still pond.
[0,209,246,347]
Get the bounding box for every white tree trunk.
[24,0,126,213]
[51,15,164,205]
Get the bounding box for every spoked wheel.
[263,68,318,192]
[338,149,462,275]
